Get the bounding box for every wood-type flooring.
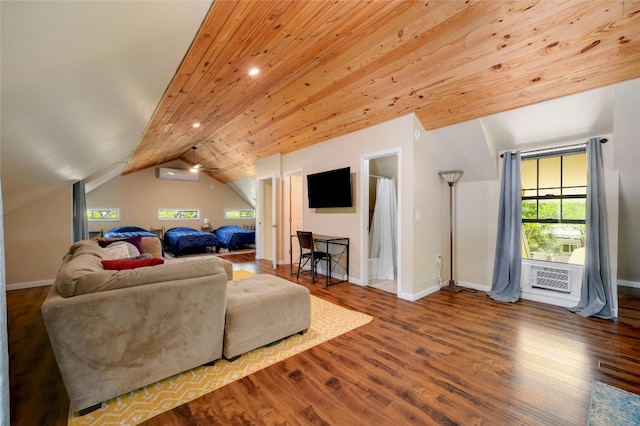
[8,252,640,425]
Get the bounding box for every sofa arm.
[42,270,227,414]
[214,257,234,281]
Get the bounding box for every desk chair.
[296,231,331,283]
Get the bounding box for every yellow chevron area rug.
[232,268,257,280]
[68,281,373,425]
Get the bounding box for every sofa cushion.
[102,257,165,270]
[73,257,225,296]
[70,240,105,260]
[140,237,162,258]
[97,236,162,258]
[54,240,107,298]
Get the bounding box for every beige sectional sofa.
[41,239,233,415]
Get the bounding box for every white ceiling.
[481,86,614,152]
[1,1,212,213]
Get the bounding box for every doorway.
[362,150,400,295]
[257,174,277,270]
[284,170,303,268]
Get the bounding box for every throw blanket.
[165,227,220,256]
[213,225,255,251]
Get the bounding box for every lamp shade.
[438,170,464,184]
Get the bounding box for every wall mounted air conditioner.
[156,168,199,182]
[521,259,583,307]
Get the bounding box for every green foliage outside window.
[158,209,199,220]
[521,152,587,264]
[87,209,119,221]
[224,209,255,219]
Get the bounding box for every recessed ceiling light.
[192,122,201,128]
[249,68,260,76]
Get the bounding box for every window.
[521,151,586,264]
[224,209,256,219]
[87,208,120,221]
[158,209,200,220]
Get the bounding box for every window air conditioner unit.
[156,168,199,182]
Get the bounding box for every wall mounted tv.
[307,167,352,208]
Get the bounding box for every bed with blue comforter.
[103,226,158,239]
[164,227,220,257]
[213,225,256,251]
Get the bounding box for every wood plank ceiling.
[124,0,640,183]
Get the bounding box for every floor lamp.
[439,170,464,292]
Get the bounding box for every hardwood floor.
[8,253,640,425]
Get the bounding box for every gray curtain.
[569,138,613,318]
[73,180,89,242]
[488,151,522,303]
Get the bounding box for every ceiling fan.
[186,146,219,173]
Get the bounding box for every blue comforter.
[104,226,157,239]
[213,225,255,251]
[165,227,220,256]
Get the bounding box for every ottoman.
[224,274,311,360]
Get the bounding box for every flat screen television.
[307,167,352,208]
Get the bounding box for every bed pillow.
[103,241,140,259]
[101,257,164,270]
[98,236,144,255]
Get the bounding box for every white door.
[270,173,277,270]
[287,172,304,265]
[257,174,277,269]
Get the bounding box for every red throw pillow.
[101,258,164,271]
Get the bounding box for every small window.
[158,209,200,220]
[224,209,256,219]
[87,208,120,221]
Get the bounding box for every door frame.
[361,148,401,292]
[256,173,277,269]
[283,169,304,267]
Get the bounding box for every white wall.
[258,114,444,300]
[87,166,254,233]
[4,186,72,285]
[613,79,640,284]
[412,115,444,298]
[453,180,499,291]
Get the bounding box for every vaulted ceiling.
[125,0,640,183]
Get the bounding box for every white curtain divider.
[369,178,397,280]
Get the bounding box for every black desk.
[290,234,349,287]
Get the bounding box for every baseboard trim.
[7,279,54,291]
[399,285,440,302]
[455,280,491,293]
[618,279,640,288]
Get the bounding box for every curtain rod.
[499,138,607,158]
